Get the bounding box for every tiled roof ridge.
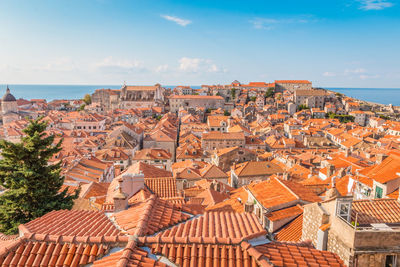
[116,239,137,267]
[132,195,157,237]
[0,237,25,256]
[268,239,314,247]
[274,177,300,200]
[240,241,274,267]
[139,236,246,245]
[22,232,129,245]
[0,232,19,241]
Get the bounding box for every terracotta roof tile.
[112,195,191,236]
[144,177,178,199]
[248,178,320,210]
[0,235,127,267]
[267,206,303,222]
[247,241,345,267]
[20,210,121,237]
[92,241,166,267]
[233,161,283,177]
[146,242,259,267]
[351,198,400,225]
[274,214,304,242]
[156,211,266,243]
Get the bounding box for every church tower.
[2,86,19,124]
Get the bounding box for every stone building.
[302,190,400,267]
[169,95,224,113]
[275,80,312,92]
[120,84,164,109]
[91,84,164,111]
[201,131,245,151]
[91,88,120,111]
[294,89,328,109]
[2,87,19,124]
[211,146,257,172]
[229,161,283,187]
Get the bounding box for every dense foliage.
[83,94,92,105]
[0,118,78,234]
[327,113,355,123]
[298,104,310,111]
[265,87,275,98]
[231,88,236,99]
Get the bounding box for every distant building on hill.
[275,80,312,92]
[91,83,165,111]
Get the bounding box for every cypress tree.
[0,118,78,234]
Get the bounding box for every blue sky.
[0,0,399,87]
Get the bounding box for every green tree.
[298,104,310,111]
[224,110,231,116]
[83,94,92,105]
[265,87,275,98]
[0,118,78,234]
[249,96,257,102]
[328,113,355,123]
[379,114,390,120]
[78,104,86,111]
[230,88,236,99]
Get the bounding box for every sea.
[0,84,400,106]
[326,87,400,106]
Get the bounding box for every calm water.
[327,87,400,106]
[0,84,399,106]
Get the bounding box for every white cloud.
[161,15,192,27]
[94,56,145,74]
[323,72,337,77]
[250,16,314,30]
[345,68,367,74]
[359,74,380,79]
[178,57,226,73]
[359,0,393,10]
[155,64,169,73]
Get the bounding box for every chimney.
[120,171,145,199]
[113,178,128,212]
[327,164,335,178]
[376,153,388,164]
[282,172,289,181]
[338,168,346,178]
[345,149,350,157]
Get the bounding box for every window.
[386,255,397,267]
[336,201,351,222]
[361,187,371,197]
[375,186,383,199]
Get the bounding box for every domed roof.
[2,87,16,102]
